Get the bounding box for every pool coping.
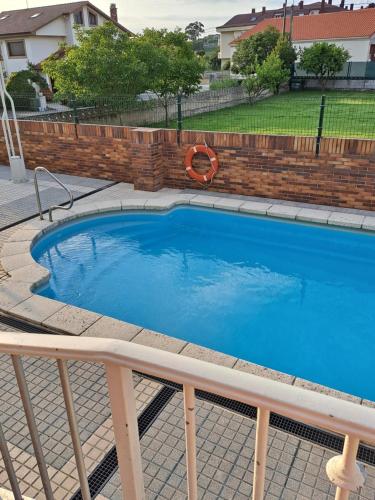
[1,192,375,409]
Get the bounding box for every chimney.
[110,3,118,22]
[262,6,266,13]
[350,3,354,9]
[320,0,325,11]
[299,0,304,9]
[328,0,332,4]
[251,8,255,13]
[340,0,345,7]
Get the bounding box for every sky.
[0,0,302,34]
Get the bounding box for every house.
[217,0,345,68]
[231,7,375,63]
[0,1,132,75]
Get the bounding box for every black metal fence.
[6,88,375,140]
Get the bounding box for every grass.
[162,90,375,139]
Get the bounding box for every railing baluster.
[57,359,91,500]
[11,355,54,500]
[183,384,198,500]
[0,422,23,500]
[326,434,366,500]
[106,363,145,500]
[252,408,270,500]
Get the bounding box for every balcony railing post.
[106,363,145,500]
[252,408,270,500]
[183,384,198,500]
[326,435,367,500]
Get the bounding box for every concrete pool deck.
[1,182,375,408]
[1,178,375,498]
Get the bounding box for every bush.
[6,67,48,97]
[222,60,231,71]
[210,78,238,90]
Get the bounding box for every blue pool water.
[32,207,375,400]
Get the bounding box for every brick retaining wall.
[2,120,375,209]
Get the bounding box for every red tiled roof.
[217,1,343,30]
[231,8,375,44]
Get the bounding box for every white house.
[216,0,345,68]
[231,7,375,63]
[0,1,132,75]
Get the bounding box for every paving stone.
[121,198,147,209]
[189,195,221,208]
[267,204,301,219]
[213,198,244,211]
[328,212,364,228]
[10,295,65,325]
[362,216,375,231]
[0,282,33,312]
[293,377,361,403]
[83,315,142,341]
[296,208,331,224]
[132,329,186,353]
[180,343,237,368]
[43,304,101,335]
[8,264,50,287]
[234,359,295,384]
[1,241,31,257]
[1,253,36,272]
[239,201,272,215]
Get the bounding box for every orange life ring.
[184,144,219,183]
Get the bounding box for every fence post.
[177,94,182,145]
[72,99,79,125]
[315,94,326,156]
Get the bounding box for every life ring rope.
[184,143,219,185]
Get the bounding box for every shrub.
[210,78,238,90]
[222,60,231,71]
[6,67,48,96]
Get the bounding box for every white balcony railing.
[0,331,374,500]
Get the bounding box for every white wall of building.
[218,26,253,62]
[0,6,110,75]
[294,38,371,62]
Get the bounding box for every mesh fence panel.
[6,89,375,139]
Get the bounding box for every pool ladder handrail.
[34,166,74,222]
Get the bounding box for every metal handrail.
[34,166,74,222]
[0,331,372,500]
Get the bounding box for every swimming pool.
[32,207,375,400]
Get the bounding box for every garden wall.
[2,120,375,209]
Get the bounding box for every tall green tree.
[232,26,280,75]
[139,28,204,126]
[232,27,296,76]
[42,23,150,98]
[185,21,204,42]
[299,42,350,89]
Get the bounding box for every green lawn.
[164,90,375,139]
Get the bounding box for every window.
[7,40,26,57]
[88,11,97,25]
[30,12,41,18]
[274,13,282,17]
[73,10,84,24]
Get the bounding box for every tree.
[256,51,290,94]
[185,21,204,42]
[299,42,350,89]
[42,22,151,99]
[242,74,265,103]
[206,47,221,70]
[139,28,204,126]
[274,35,297,70]
[232,26,280,75]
